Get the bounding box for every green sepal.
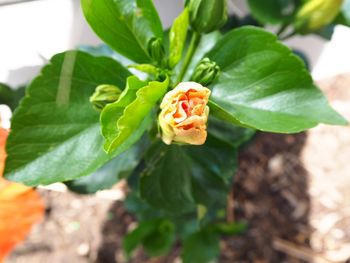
[101,76,169,154]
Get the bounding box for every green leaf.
[247,0,299,24]
[4,51,131,186]
[125,192,165,221]
[208,117,255,148]
[169,7,190,68]
[66,140,145,194]
[181,229,220,263]
[140,136,238,214]
[101,76,169,154]
[81,0,163,63]
[206,26,347,133]
[140,143,195,214]
[186,135,238,208]
[123,218,175,257]
[0,83,25,111]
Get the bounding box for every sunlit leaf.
[169,8,190,68]
[81,0,163,63]
[4,51,131,185]
[207,26,347,133]
[101,76,169,154]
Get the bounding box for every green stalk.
[276,23,288,37]
[280,30,297,40]
[176,31,201,84]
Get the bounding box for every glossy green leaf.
[206,26,347,133]
[169,7,189,68]
[123,218,175,257]
[66,142,143,194]
[81,0,163,63]
[4,51,131,185]
[101,76,169,154]
[181,228,220,263]
[247,0,299,24]
[140,136,238,214]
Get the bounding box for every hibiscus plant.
[2,0,349,261]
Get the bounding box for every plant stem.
[176,31,201,84]
[226,189,234,223]
[276,23,288,37]
[280,30,297,41]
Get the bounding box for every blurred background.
[1,0,350,262]
[1,0,350,88]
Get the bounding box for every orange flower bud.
[159,82,211,145]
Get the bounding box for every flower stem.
[276,23,288,37]
[176,31,201,84]
[280,30,297,41]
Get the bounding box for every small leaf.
[206,26,347,133]
[181,228,220,263]
[208,117,255,148]
[142,219,175,257]
[169,8,190,68]
[248,0,299,24]
[81,0,163,63]
[4,51,131,185]
[101,76,169,154]
[123,218,175,257]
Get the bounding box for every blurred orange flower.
[0,128,44,262]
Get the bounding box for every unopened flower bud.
[188,0,228,33]
[90,84,121,111]
[191,58,220,86]
[295,0,343,33]
[158,82,211,145]
[147,38,166,66]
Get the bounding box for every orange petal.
[0,128,44,261]
[0,189,44,261]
